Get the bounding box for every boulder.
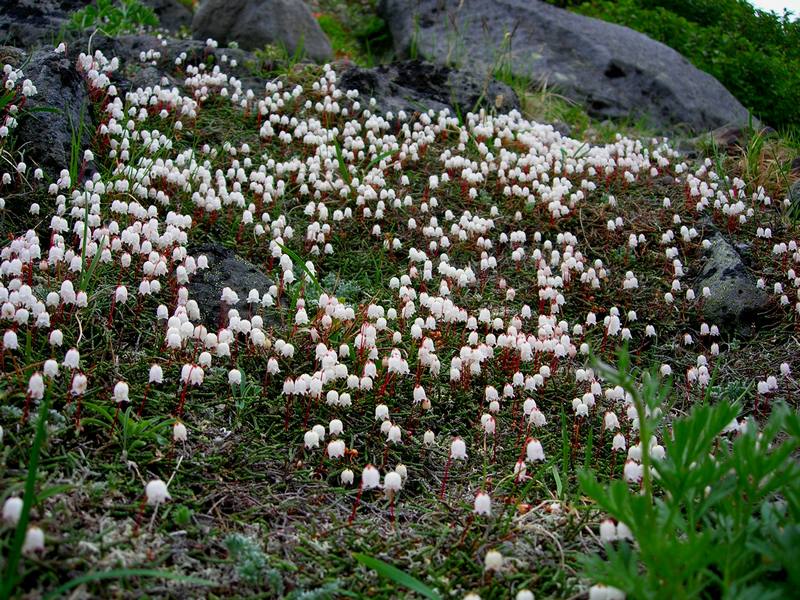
[337,60,520,117]
[192,0,332,62]
[380,0,751,132]
[141,0,193,31]
[0,0,86,49]
[187,244,277,330]
[697,232,769,328]
[789,179,800,205]
[12,48,93,179]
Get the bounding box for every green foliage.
[321,273,363,303]
[313,0,391,65]
[43,569,214,599]
[545,0,800,130]
[81,404,171,459]
[67,0,159,36]
[579,349,800,599]
[317,12,389,66]
[245,41,308,78]
[224,534,283,593]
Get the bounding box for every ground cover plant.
[0,28,799,599]
[67,0,160,36]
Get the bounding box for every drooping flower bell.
[113,381,129,403]
[361,464,380,490]
[474,492,492,516]
[450,437,467,460]
[22,526,45,555]
[3,496,23,525]
[145,479,171,505]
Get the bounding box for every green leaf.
[551,465,563,500]
[43,569,214,599]
[364,149,399,172]
[277,243,321,290]
[80,235,107,292]
[333,139,351,184]
[353,553,441,600]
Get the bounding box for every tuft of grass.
[0,387,51,600]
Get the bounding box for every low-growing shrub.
[67,0,159,36]
[580,349,800,599]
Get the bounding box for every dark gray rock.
[380,0,751,132]
[0,0,86,49]
[142,0,193,31]
[188,244,276,330]
[337,60,520,117]
[126,64,176,90]
[12,48,93,179]
[697,232,770,327]
[192,0,332,62]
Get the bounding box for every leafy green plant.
[579,348,800,599]
[67,0,159,35]
[321,273,362,303]
[224,534,283,593]
[81,403,171,460]
[245,39,307,78]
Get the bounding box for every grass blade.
[79,235,107,292]
[43,569,214,599]
[277,243,321,290]
[0,387,51,600]
[552,465,563,500]
[364,149,399,172]
[333,139,351,184]
[354,553,441,600]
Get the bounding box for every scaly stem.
[439,456,453,500]
[349,481,364,524]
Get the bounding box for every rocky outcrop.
[380,0,751,132]
[11,48,93,179]
[187,244,277,330]
[697,232,770,327]
[0,0,86,49]
[192,0,332,62]
[789,180,800,205]
[337,60,520,117]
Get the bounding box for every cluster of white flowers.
[0,38,796,596]
[1,63,37,139]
